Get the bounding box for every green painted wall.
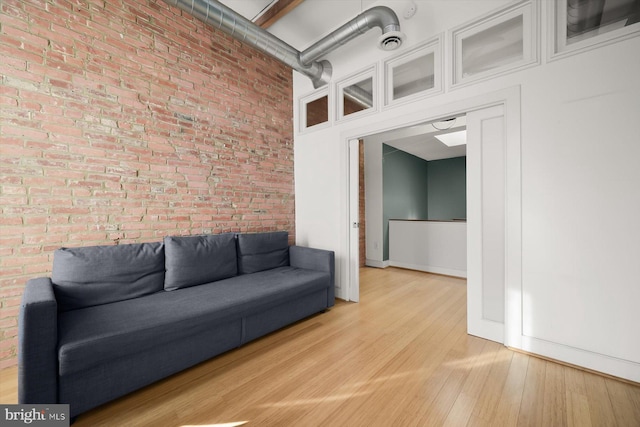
[427,156,467,221]
[382,147,466,260]
[382,144,430,260]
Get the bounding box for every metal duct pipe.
[300,6,404,66]
[162,0,404,88]
[163,0,331,87]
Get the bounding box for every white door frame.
[340,86,522,346]
[348,139,361,302]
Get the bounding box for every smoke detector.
[378,31,405,51]
[403,1,417,19]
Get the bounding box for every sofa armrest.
[18,277,58,404]
[289,246,335,307]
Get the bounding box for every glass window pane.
[392,53,435,101]
[306,95,328,128]
[343,77,373,117]
[461,15,524,78]
[565,0,638,45]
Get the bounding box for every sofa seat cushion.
[57,266,331,376]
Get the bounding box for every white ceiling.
[218,0,273,21]
[385,132,467,162]
[216,0,272,21]
[377,116,467,162]
[218,0,378,50]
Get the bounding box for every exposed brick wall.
[0,0,294,368]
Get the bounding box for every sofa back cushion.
[164,233,237,291]
[52,242,165,312]
[237,231,289,274]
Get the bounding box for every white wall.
[293,0,640,381]
[519,43,640,367]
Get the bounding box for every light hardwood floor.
[1,267,639,426]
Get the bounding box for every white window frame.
[549,0,640,61]
[299,87,331,133]
[335,65,378,123]
[383,35,443,109]
[450,0,539,88]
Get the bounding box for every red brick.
[0,0,293,368]
[0,307,19,320]
[1,24,48,49]
[0,318,17,329]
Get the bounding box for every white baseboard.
[388,261,467,278]
[365,259,389,268]
[514,336,640,383]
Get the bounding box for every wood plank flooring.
[1,267,639,426]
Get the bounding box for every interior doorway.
[360,115,467,272]
[346,87,522,345]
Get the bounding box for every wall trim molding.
[388,261,466,278]
[364,259,389,269]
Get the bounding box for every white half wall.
[389,220,467,278]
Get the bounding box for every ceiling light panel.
[435,130,467,147]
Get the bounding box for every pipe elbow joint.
[310,60,332,88]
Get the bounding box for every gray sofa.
[18,231,334,419]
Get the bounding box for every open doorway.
[346,89,521,345]
[361,115,467,272]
